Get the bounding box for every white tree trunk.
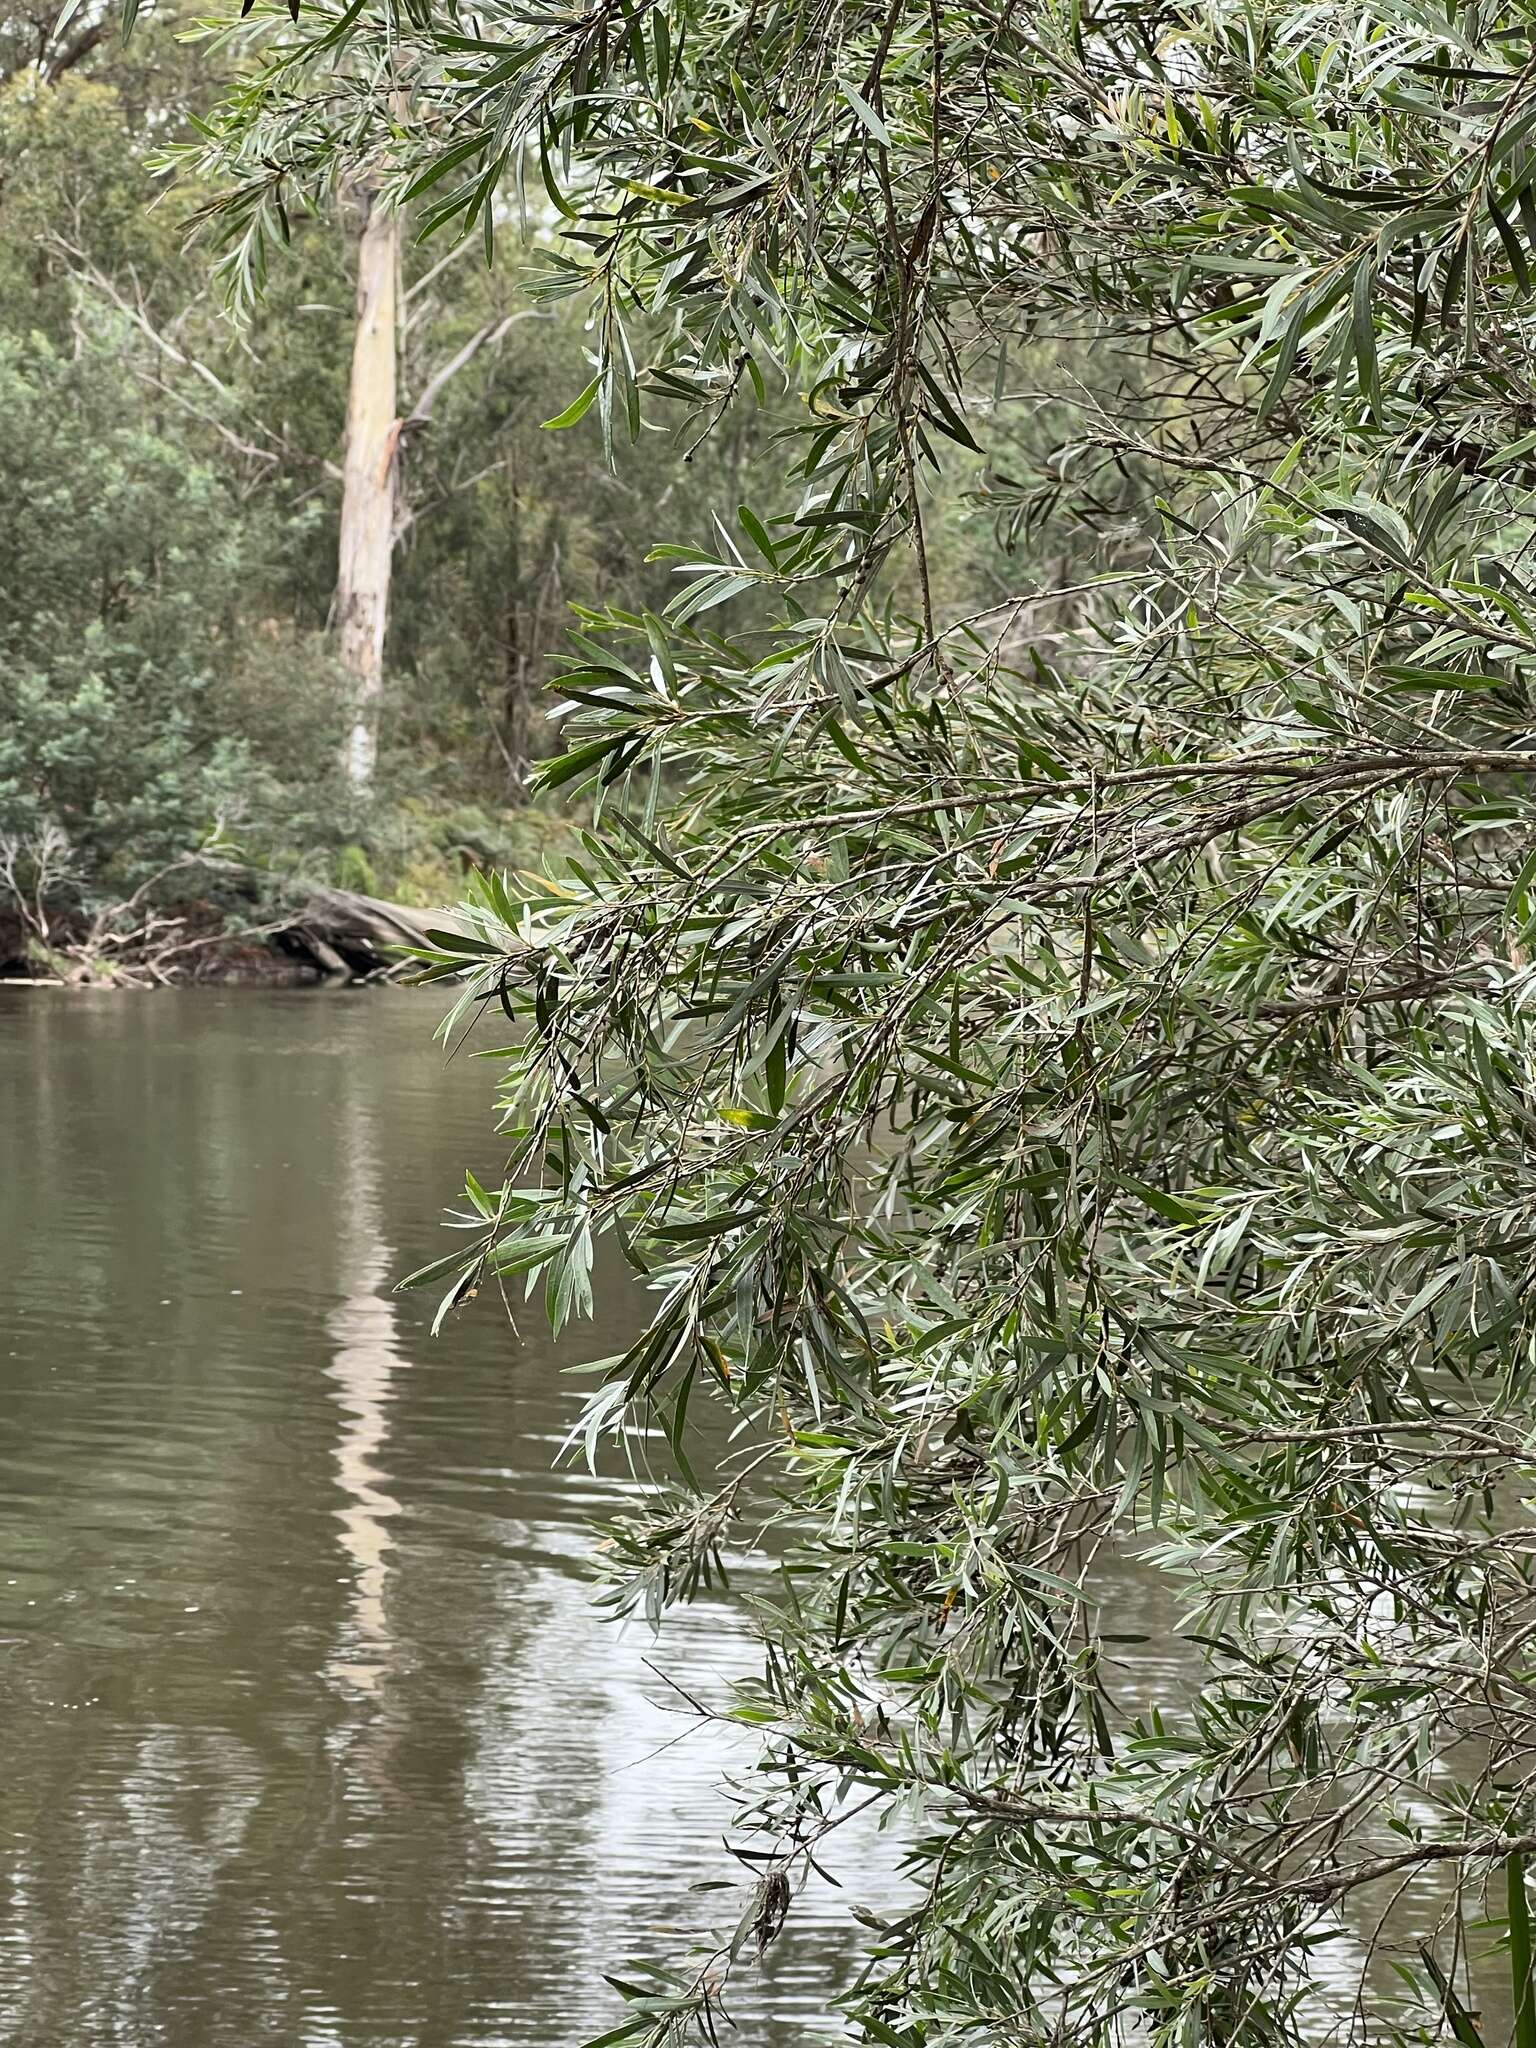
[337,183,400,788]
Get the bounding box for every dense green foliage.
[0,329,341,885]
[0,18,808,960]
[0,51,349,954]
[130,0,1536,2038]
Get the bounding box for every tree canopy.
[185,0,1536,2041]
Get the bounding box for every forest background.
[0,3,1057,975]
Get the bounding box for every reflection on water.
[325,1117,403,1698]
[0,990,894,2048]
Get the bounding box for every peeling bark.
[336,182,400,788]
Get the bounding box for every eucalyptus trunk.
[336,182,398,790]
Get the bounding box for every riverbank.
[0,879,452,989]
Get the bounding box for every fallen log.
[276,882,451,980]
[0,868,474,987]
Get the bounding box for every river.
[0,990,1513,2047]
[0,989,904,2047]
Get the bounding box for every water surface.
[0,990,886,2047]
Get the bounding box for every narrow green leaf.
[842,80,892,146]
[1351,256,1380,416]
[1257,290,1307,423]
[403,133,489,202]
[542,374,603,430]
[738,503,779,566]
[1420,1945,1488,2048]
[1491,193,1532,295]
